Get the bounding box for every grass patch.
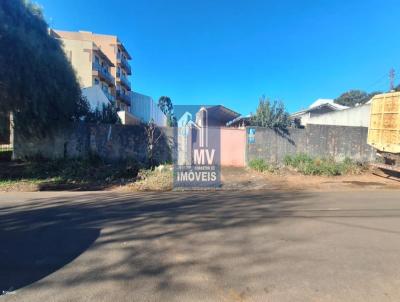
[248,159,276,173]
[0,157,142,191]
[283,153,365,176]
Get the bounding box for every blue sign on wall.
[248,128,256,144]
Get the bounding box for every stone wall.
[246,125,376,164]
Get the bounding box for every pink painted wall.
[220,128,246,167]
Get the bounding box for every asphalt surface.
[1,190,400,302]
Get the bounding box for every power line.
[366,67,400,92]
[366,72,388,90]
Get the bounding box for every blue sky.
[38,0,400,114]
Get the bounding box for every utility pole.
[389,68,395,91]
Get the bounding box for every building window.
[95,56,100,64]
[94,78,99,85]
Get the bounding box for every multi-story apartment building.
[50,30,133,112]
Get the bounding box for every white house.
[291,98,373,127]
[291,99,349,126]
[82,85,111,111]
[82,86,139,125]
[306,102,372,128]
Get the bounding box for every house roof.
[226,115,252,127]
[291,99,349,117]
[174,105,213,121]
[309,99,348,110]
[174,104,240,126]
[206,105,240,124]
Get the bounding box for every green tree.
[158,96,177,127]
[395,84,400,92]
[251,96,290,129]
[0,0,87,136]
[84,103,121,125]
[334,90,380,107]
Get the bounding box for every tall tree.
[0,0,88,136]
[158,96,177,127]
[251,96,290,129]
[334,90,380,107]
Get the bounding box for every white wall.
[117,111,140,125]
[307,104,371,127]
[130,92,167,126]
[82,85,110,111]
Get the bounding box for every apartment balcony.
[102,88,115,103]
[92,62,115,86]
[116,90,131,105]
[116,71,131,90]
[117,53,132,75]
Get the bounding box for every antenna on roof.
[389,68,395,91]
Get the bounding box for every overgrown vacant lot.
[0,158,174,192]
[0,158,141,191]
[0,156,399,192]
[248,154,366,176]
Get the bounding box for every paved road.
[1,190,400,302]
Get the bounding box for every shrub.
[250,96,290,130]
[283,153,313,168]
[248,159,274,173]
[283,154,364,176]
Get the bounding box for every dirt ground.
[1,163,400,192]
[221,167,400,191]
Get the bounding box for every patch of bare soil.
[221,166,400,191]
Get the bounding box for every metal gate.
[220,128,246,167]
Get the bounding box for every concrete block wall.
[14,123,376,165]
[14,123,174,165]
[246,125,376,164]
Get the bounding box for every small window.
[94,78,99,85]
[95,56,100,64]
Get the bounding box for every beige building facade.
[50,30,132,111]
